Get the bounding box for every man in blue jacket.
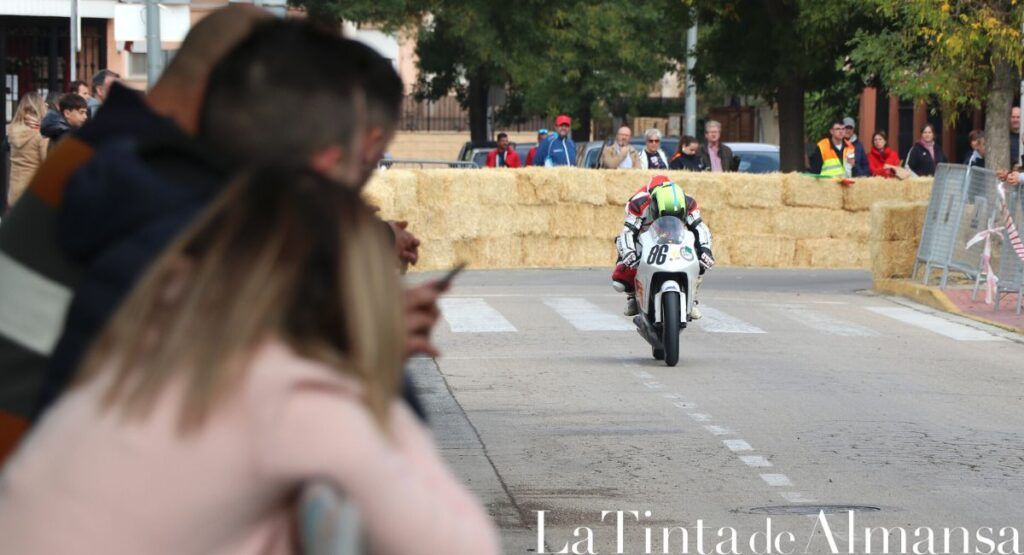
[843,117,870,178]
[532,114,577,166]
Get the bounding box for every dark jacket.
[35,132,228,417]
[669,152,706,171]
[1011,132,1020,169]
[850,137,870,177]
[698,143,734,172]
[0,83,179,420]
[39,110,70,151]
[906,141,947,177]
[963,150,985,168]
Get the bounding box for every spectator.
[600,125,639,169]
[40,93,88,151]
[0,5,276,430]
[0,167,501,555]
[87,69,120,117]
[1011,106,1021,170]
[669,135,706,171]
[532,114,576,166]
[69,79,90,100]
[33,21,438,423]
[485,132,521,167]
[5,93,48,207]
[808,120,856,177]
[699,119,734,172]
[843,117,870,177]
[905,123,946,177]
[867,131,901,178]
[524,128,547,166]
[964,130,986,168]
[636,128,669,169]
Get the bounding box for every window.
[127,49,177,78]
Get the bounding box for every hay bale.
[708,207,776,237]
[782,173,844,209]
[870,201,927,242]
[723,175,784,209]
[468,169,518,206]
[842,179,915,212]
[870,239,919,280]
[722,234,796,267]
[770,207,838,239]
[521,234,567,267]
[453,237,523,269]
[793,238,870,268]
[517,168,567,205]
[902,178,934,202]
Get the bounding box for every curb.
[873,278,1024,335]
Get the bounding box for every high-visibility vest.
[817,138,854,178]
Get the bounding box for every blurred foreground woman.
[0,167,499,555]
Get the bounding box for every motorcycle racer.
[612,175,714,318]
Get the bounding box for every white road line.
[698,306,766,334]
[662,393,682,400]
[866,307,1005,341]
[637,371,655,380]
[775,305,879,337]
[781,492,817,504]
[673,401,697,409]
[723,439,753,452]
[688,413,712,422]
[438,298,517,333]
[643,381,664,390]
[739,455,772,467]
[760,474,793,487]
[705,425,735,436]
[543,297,634,331]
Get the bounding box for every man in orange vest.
[808,119,856,178]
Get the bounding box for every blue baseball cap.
[538,128,549,135]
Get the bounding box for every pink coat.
[0,341,499,554]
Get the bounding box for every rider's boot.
[688,276,703,320]
[624,293,639,316]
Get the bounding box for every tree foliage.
[849,0,1024,169]
[693,0,873,171]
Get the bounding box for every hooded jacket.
[5,123,48,206]
[35,131,228,416]
[39,110,71,151]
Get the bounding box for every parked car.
[577,138,779,173]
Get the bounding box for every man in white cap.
[531,114,576,166]
[843,116,870,177]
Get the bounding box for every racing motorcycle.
[632,216,700,367]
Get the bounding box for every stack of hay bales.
[869,201,928,280]
[362,167,933,271]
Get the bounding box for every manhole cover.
[745,505,882,516]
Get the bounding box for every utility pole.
[684,16,697,137]
[70,0,79,81]
[145,0,163,88]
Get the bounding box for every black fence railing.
[400,95,551,133]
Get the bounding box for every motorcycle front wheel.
[661,291,681,367]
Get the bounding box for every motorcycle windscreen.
[649,216,687,244]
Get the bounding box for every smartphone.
[435,261,468,290]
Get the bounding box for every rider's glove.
[699,249,715,270]
[622,250,640,268]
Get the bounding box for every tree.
[850,0,1024,170]
[508,1,692,142]
[693,0,873,172]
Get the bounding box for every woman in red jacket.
[868,131,901,178]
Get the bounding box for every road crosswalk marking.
[542,297,634,331]
[775,304,879,337]
[865,307,1004,341]
[697,305,766,334]
[438,298,517,333]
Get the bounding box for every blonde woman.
[0,167,499,555]
[6,92,48,206]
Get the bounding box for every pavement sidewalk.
[875,278,1024,334]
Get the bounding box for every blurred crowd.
[0,6,499,554]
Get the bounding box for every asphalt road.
[408,268,1024,555]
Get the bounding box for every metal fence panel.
[943,166,1000,286]
[915,163,970,284]
[995,185,1024,314]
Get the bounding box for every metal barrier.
[298,481,364,555]
[914,163,1024,313]
[377,159,479,170]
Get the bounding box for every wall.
[363,168,933,272]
